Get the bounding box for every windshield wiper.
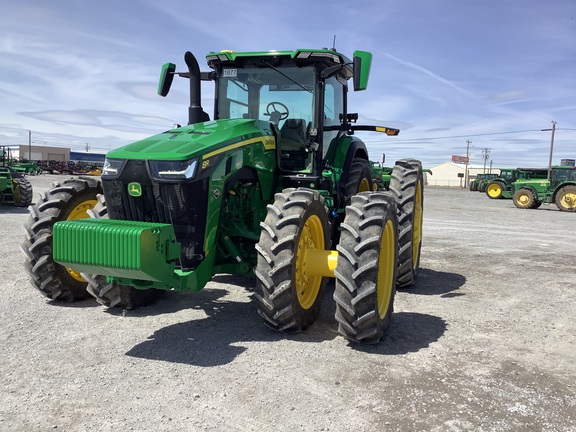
[261,60,312,93]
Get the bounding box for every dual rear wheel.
[254,188,399,344]
[254,158,423,343]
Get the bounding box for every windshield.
[217,64,317,172]
[217,65,315,126]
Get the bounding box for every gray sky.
[1,0,575,167]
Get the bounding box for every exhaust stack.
[184,51,210,125]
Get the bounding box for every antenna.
[332,35,336,50]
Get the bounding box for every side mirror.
[353,50,372,91]
[158,62,176,97]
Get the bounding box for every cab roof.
[206,49,353,77]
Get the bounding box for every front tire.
[555,185,576,212]
[255,188,330,332]
[513,188,539,209]
[21,178,101,301]
[389,159,424,289]
[333,192,398,344]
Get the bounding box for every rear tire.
[344,159,374,202]
[20,178,101,301]
[255,188,330,332]
[333,192,398,344]
[389,159,423,289]
[555,185,576,212]
[486,181,504,199]
[82,194,165,309]
[13,177,33,207]
[513,188,539,209]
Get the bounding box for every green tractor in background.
[512,166,576,211]
[372,161,431,191]
[21,48,424,344]
[485,167,548,199]
[1,146,33,207]
[1,146,42,175]
[370,161,393,189]
[470,173,498,192]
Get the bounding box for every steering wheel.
[264,102,289,123]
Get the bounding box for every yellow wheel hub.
[487,184,501,197]
[65,198,97,282]
[358,177,371,192]
[295,214,324,310]
[377,219,395,319]
[517,193,530,206]
[412,181,423,269]
[560,192,576,209]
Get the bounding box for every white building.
[427,162,498,187]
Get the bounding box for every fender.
[325,135,369,206]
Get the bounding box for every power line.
[391,128,574,142]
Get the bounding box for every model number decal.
[223,69,237,78]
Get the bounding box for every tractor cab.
[158,49,393,183]
[205,49,364,176]
[550,166,576,187]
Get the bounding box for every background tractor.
[485,168,548,200]
[1,146,33,207]
[470,173,498,192]
[370,161,393,189]
[512,166,576,211]
[21,48,424,344]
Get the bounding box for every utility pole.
[28,130,31,160]
[464,140,471,186]
[542,121,556,181]
[481,148,491,173]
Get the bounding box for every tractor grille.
[102,160,208,270]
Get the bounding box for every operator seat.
[279,118,307,145]
[279,119,309,171]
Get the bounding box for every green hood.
[106,119,275,161]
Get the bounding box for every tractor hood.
[106,118,276,161]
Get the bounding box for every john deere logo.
[128,182,142,197]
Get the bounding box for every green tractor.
[372,162,431,191]
[512,166,576,212]
[1,146,33,207]
[470,173,498,192]
[21,48,424,344]
[370,161,393,190]
[485,168,548,199]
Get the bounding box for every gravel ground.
[1,174,575,431]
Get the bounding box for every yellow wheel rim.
[295,215,324,309]
[487,183,501,197]
[12,179,21,203]
[412,181,423,269]
[65,198,97,282]
[560,191,576,209]
[358,178,371,192]
[295,214,324,309]
[377,219,395,319]
[517,193,530,206]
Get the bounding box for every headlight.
[149,159,198,181]
[101,158,126,178]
